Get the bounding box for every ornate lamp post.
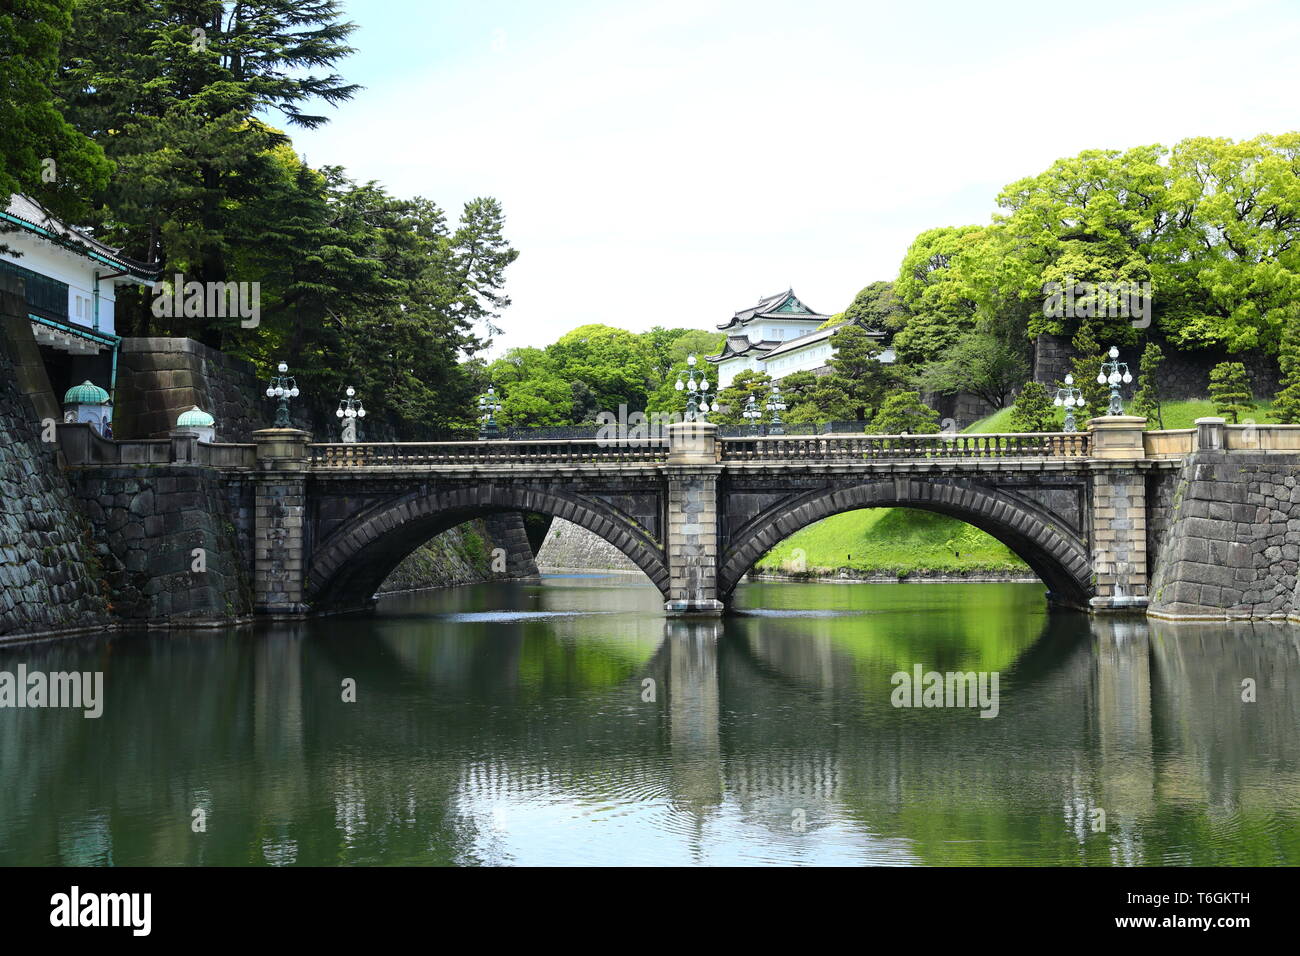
[335,386,366,442]
[477,385,502,439]
[1052,373,1086,433]
[265,361,299,427]
[1097,346,1133,416]
[674,355,712,422]
[742,393,763,434]
[765,383,787,436]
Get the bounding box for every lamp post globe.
[1099,346,1132,416]
[266,361,298,427]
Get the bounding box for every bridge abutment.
[1087,416,1150,611]
[663,422,725,615]
[253,428,312,616]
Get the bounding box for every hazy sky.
[292,0,1300,353]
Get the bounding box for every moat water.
[2,577,1297,865]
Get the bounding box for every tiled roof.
[3,194,160,280]
[716,288,830,330]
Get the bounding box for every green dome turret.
[176,406,216,428]
[63,381,110,405]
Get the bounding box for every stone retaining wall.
[0,281,113,641]
[114,337,269,441]
[1148,451,1300,620]
[1033,332,1282,401]
[378,513,540,594]
[536,516,641,573]
[66,466,254,626]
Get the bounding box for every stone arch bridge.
[55,415,1300,622]
[238,417,1176,617]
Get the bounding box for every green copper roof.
[63,380,110,405]
[176,405,215,427]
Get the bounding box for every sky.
[292,0,1300,354]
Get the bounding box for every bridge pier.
[252,428,312,617]
[1087,416,1149,612]
[663,422,725,616]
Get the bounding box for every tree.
[1208,362,1253,423]
[841,280,907,331]
[1274,316,1300,424]
[868,390,941,434]
[1130,342,1166,428]
[712,370,771,425]
[1069,322,1111,417]
[1008,382,1056,433]
[0,0,110,233]
[57,0,361,346]
[893,225,986,364]
[917,329,1028,410]
[500,378,572,427]
[546,324,654,416]
[824,325,898,421]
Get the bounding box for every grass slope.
[754,507,1028,577]
[966,398,1280,433]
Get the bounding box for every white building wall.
[0,232,119,335]
[759,341,834,379]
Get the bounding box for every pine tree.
[1274,315,1300,424]
[1130,342,1165,428]
[1208,362,1253,423]
[57,0,361,345]
[1069,322,1110,416]
[1009,381,1056,432]
[826,325,898,421]
[867,390,941,434]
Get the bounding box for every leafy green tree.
[500,378,572,427]
[0,0,111,232]
[232,161,515,436]
[1130,342,1166,428]
[917,329,1028,409]
[842,280,907,331]
[546,324,654,416]
[868,390,941,434]
[1008,381,1056,432]
[1208,362,1253,423]
[893,225,985,364]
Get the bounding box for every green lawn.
[963,398,1281,433]
[754,507,1029,577]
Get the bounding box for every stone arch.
[719,478,1093,607]
[306,484,669,612]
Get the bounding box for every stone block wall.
[1089,467,1149,608]
[378,513,540,594]
[1033,332,1282,401]
[1148,451,1300,620]
[114,337,268,441]
[254,474,306,614]
[664,466,723,612]
[66,466,254,626]
[536,516,641,573]
[0,281,113,640]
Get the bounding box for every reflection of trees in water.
[3,598,1300,865]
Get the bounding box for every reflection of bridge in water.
[4,597,1299,864]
